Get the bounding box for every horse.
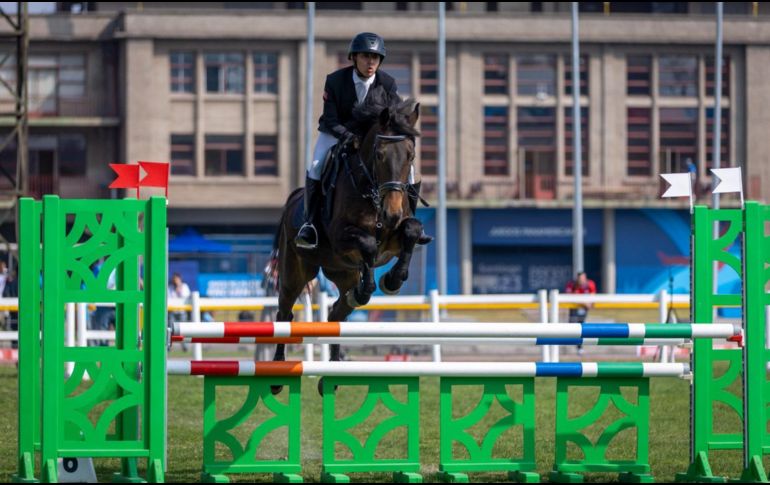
[269,90,426,393]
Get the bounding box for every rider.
[295,32,432,250]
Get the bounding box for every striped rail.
[167,360,690,378]
[170,335,691,346]
[171,321,740,340]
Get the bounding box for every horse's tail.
[264,188,306,296]
[263,203,288,295]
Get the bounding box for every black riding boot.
[295,176,322,249]
[408,181,433,246]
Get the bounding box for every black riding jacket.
[318,65,399,139]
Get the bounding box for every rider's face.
[353,52,381,79]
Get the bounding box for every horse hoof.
[271,384,284,395]
[379,273,400,295]
[346,290,369,308]
[317,378,338,396]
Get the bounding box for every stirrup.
[295,223,318,249]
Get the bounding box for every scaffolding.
[0,2,27,265]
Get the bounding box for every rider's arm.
[319,74,352,140]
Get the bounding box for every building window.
[29,55,58,113]
[564,54,588,96]
[518,107,556,199]
[0,54,16,95]
[659,107,698,173]
[253,52,278,94]
[386,52,412,96]
[58,134,86,176]
[0,53,87,114]
[0,133,86,182]
[170,51,194,93]
[204,53,244,94]
[58,55,85,99]
[564,107,589,176]
[419,53,437,95]
[706,108,730,169]
[517,54,556,97]
[316,2,362,9]
[170,134,195,176]
[254,135,278,176]
[627,107,652,176]
[626,55,652,96]
[0,53,86,105]
[205,135,243,175]
[518,107,556,150]
[419,105,438,176]
[706,55,730,97]
[483,54,508,95]
[659,55,697,97]
[484,106,509,176]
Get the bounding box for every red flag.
[109,163,140,191]
[138,161,170,197]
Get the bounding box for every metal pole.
[304,3,315,173]
[571,2,584,275]
[437,2,448,296]
[711,2,723,210]
[711,3,723,304]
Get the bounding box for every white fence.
[0,290,695,364]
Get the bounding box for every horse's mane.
[351,85,420,138]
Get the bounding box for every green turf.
[0,362,754,483]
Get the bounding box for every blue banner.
[472,209,603,246]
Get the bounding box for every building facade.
[2,2,768,295]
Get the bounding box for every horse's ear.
[379,107,390,128]
[408,103,420,126]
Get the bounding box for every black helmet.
[348,32,386,61]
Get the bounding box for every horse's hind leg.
[380,218,422,295]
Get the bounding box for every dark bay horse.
[270,93,426,391]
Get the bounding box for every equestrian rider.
[295,32,432,250]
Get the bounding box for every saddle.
[319,142,351,226]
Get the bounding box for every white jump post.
[191,291,203,361]
[549,289,561,362]
[319,291,330,361]
[302,292,313,361]
[430,289,442,362]
[65,303,75,377]
[658,288,671,363]
[76,302,87,348]
[538,289,550,362]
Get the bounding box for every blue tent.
[169,228,231,253]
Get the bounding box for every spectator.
[565,271,597,356]
[168,273,192,351]
[4,269,17,348]
[168,272,191,321]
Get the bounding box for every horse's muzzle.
[381,189,404,229]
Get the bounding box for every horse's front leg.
[380,217,422,295]
[338,226,378,308]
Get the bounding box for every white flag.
[711,167,743,194]
[660,173,692,198]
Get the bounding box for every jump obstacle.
[12,196,770,483]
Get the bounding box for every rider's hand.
[342,131,359,148]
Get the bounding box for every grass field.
[0,306,752,482]
[0,360,750,483]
